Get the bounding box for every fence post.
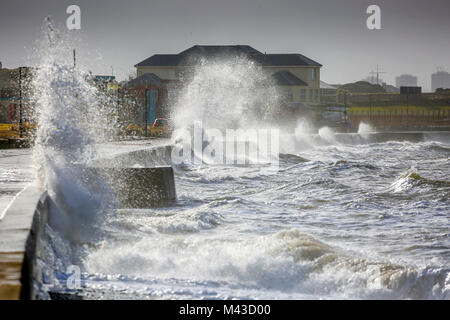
[406,93,409,129]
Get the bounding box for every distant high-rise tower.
[395,74,417,88]
[431,68,450,91]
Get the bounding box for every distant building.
[124,73,168,125]
[0,66,33,124]
[431,69,450,92]
[0,66,32,89]
[135,45,322,106]
[396,74,417,88]
[94,75,116,82]
[0,67,13,89]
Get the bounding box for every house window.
[311,68,316,81]
[300,89,306,101]
[283,89,293,102]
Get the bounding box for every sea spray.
[170,57,282,166]
[358,122,375,141]
[291,118,316,150]
[318,126,339,145]
[171,57,280,131]
[32,17,116,244]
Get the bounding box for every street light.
[18,67,23,138]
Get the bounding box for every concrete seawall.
[0,144,175,299]
[87,167,176,208]
[0,184,44,299]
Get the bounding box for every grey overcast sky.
[0,0,449,90]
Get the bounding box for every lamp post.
[117,87,120,122]
[18,67,23,138]
[144,90,148,137]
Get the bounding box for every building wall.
[320,88,337,103]
[136,67,177,80]
[0,70,13,89]
[264,66,320,104]
[122,84,168,126]
[278,85,320,103]
[431,71,450,92]
[0,99,15,123]
[395,74,418,88]
[136,65,321,103]
[262,66,320,103]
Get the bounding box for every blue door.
[145,89,158,125]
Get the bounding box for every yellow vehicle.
[0,122,35,141]
[0,123,19,139]
[13,122,36,137]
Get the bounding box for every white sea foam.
[358,122,375,135]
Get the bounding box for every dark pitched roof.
[135,54,180,67]
[135,45,322,67]
[271,71,308,86]
[125,73,163,87]
[178,45,263,56]
[262,54,322,67]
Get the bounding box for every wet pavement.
[0,149,34,221]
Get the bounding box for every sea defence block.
[87,166,176,208]
[89,145,176,208]
[93,145,173,168]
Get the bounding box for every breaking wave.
[388,169,450,194]
[82,228,450,299]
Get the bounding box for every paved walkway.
[0,149,34,299]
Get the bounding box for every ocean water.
[37,133,450,300]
